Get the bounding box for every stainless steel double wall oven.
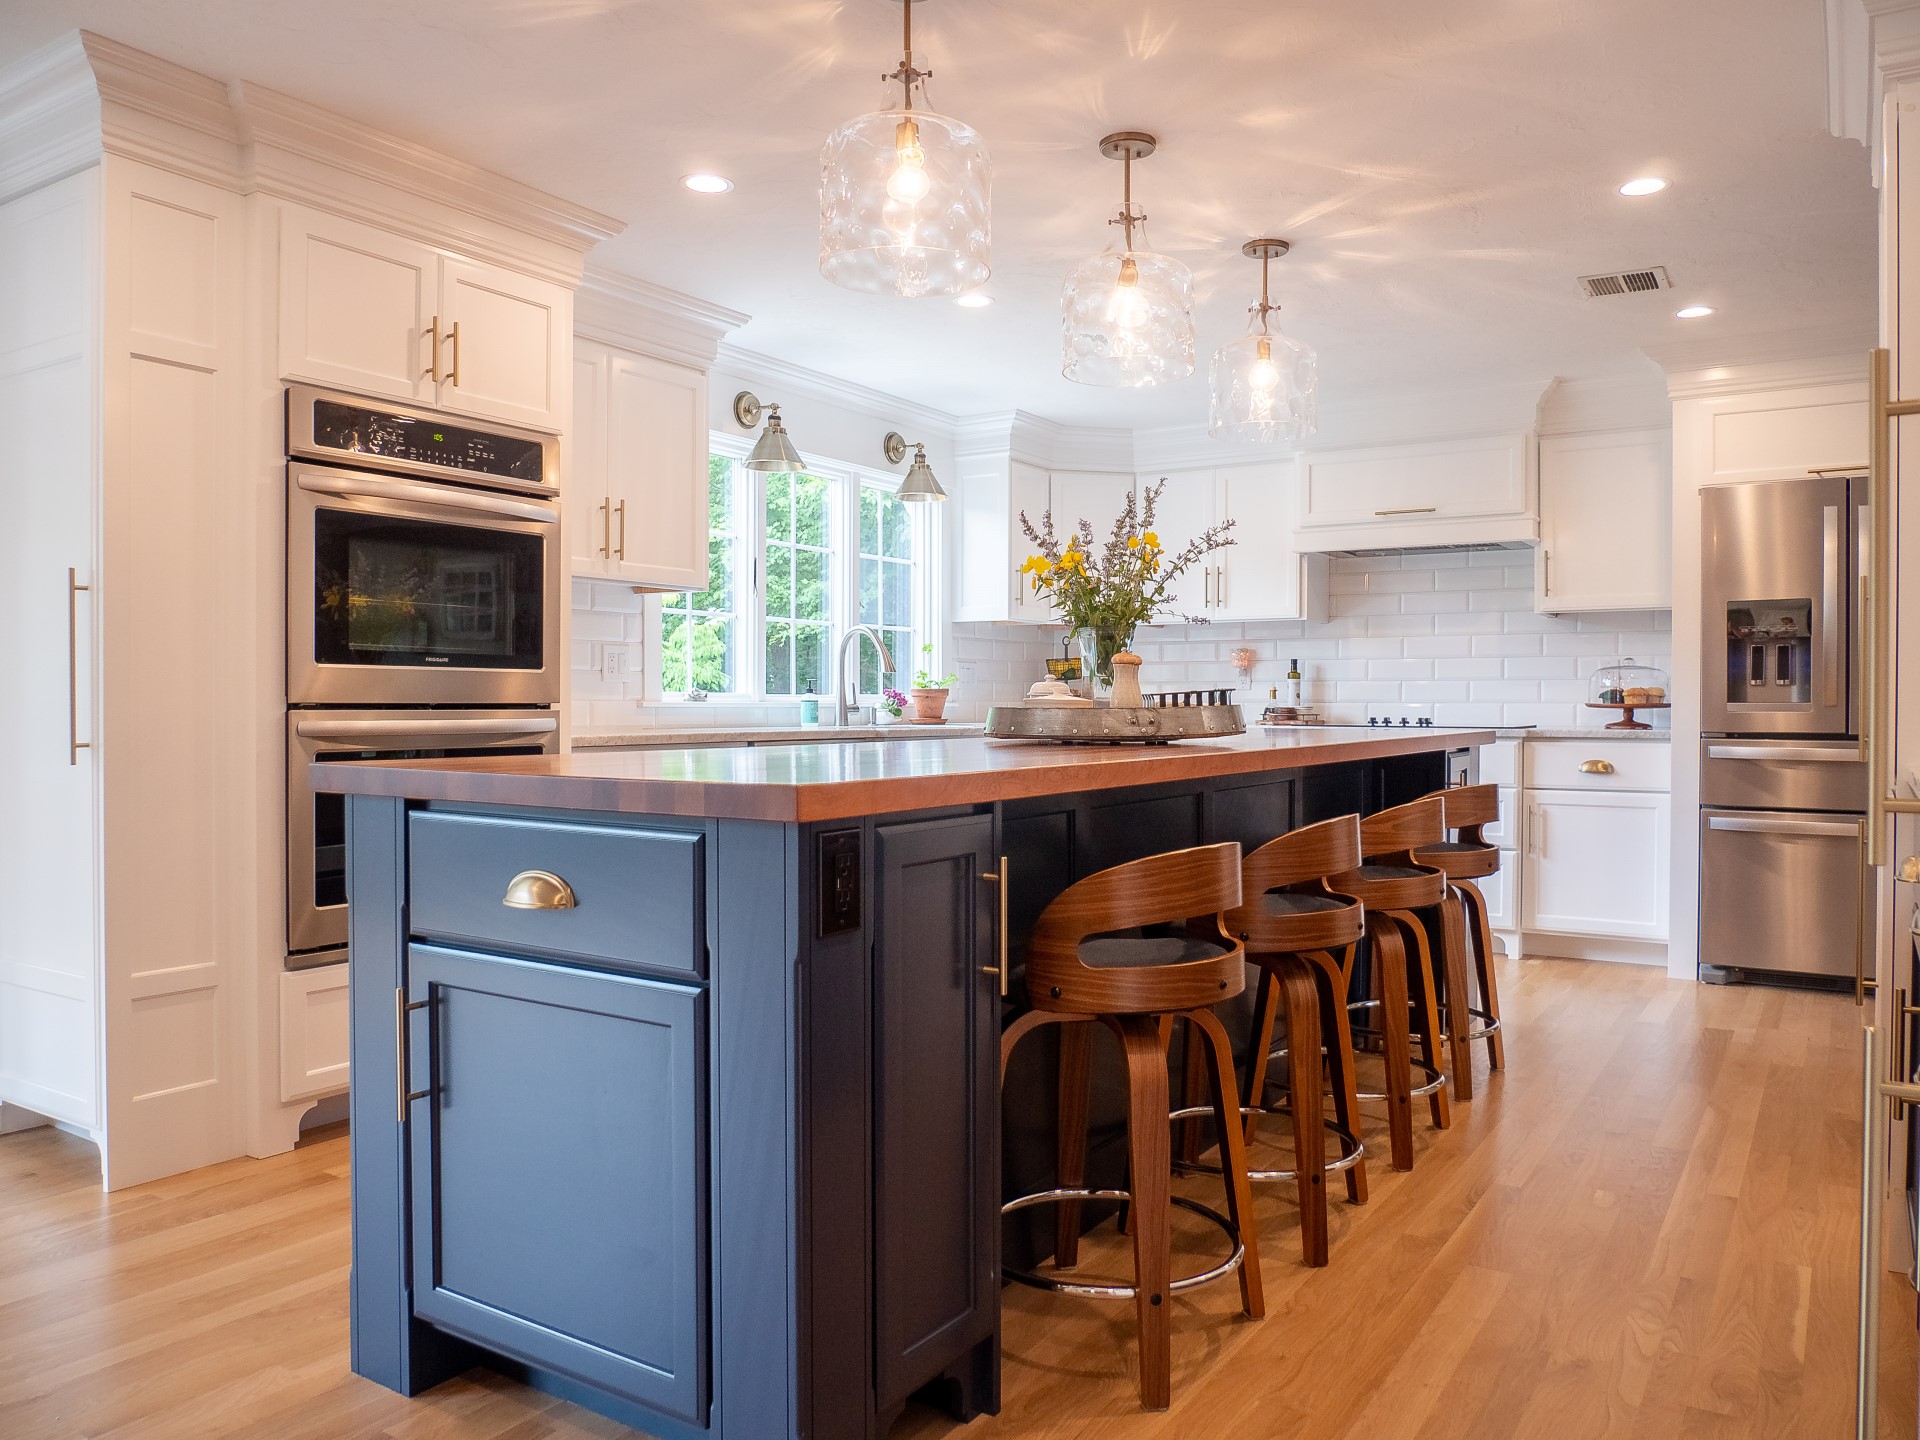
[1698,473,1871,988]
[285,386,561,965]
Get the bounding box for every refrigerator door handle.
[1822,502,1841,710]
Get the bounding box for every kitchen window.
[651,446,936,702]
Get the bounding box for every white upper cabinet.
[278,206,569,431]
[1046,469,1137,546]
[952,455,1059,622]
[573,337,709,590]
[278,207,434,403]
[1294,432,1536,551]
[436,257,569,430]
[1536,428,1671,613]
[1145,463,1326,624]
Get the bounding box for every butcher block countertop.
[314,728,1493,824]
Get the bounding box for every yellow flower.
[1128,535,1142,549]
[1142,531,1160,548]
[1020,555,1051,576]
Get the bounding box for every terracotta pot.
[909,687,950,724]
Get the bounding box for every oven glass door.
[289,463,560,706]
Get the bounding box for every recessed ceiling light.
[1619,176,1668,196]
[682,173,733,194]
[1676,304,1714,319]
[955,292,993,308]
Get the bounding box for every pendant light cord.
[890,0,926,112]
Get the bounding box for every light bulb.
[1249,336,1279,392]
[1106,254,1148,330]
[887,119,930,204]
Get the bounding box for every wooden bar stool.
[1221,815,1371,1268]
[1328,795,1455,1170]
[998,842,1264,1412]
[1415,783,1506,1077]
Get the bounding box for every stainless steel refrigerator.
[1698,474,1872,987]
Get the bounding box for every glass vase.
[1073,626,1135,699]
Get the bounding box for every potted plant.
[877,687,908,725]
[910,644,957,724]
[1019,479,1235,695]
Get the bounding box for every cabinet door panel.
[1143,469,1214,617]
[1217,462,1318,621]
[1522,790,1669,940]
[605,352,708,590]
[278,207,433,401]
[407,946,707,1422]
[1538,429,1671,612]
[872,815,997,1411]
[570,348,610,575]
[1298,434,1530,528]
[438,259,567,430]
[1480,854,1518,935]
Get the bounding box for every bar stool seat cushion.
[1079,935,1236,969]
[1259,891,1349,916]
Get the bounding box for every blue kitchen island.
[319,727,1486,1439]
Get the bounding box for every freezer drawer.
[1700,738,1866,811]
[1699,807,1867,981]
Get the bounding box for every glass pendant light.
[819,0,991,298]
[1061,131,1195,388]
[1209,239,1316,441]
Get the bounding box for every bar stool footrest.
[1167,1103,1363,1182]
[999,1188,1245,1299]
[1353,1054,1446,1102]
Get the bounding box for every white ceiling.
[0,0,1879,428]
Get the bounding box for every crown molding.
[1536,371,1673,435]
[0,31,624,285]
[1648,323,1876,397]
[713,343,961,438]
[574,268,748,369]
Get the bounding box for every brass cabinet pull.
[67,568,90,765]
[1543,549,1551,597]
[1375,505,1437,517]
[598,498,611,559]
[615,500,627,560]
[1204,566,1213,607]
[979,855,1009,996]
[502,869,577,910]
[1577,759,1616,775]
[446,320,461,387]
[1216,563,1226,608]
[394,987,431,1124]
[422,315,442,382]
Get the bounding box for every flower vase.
[1073,626,1135,700]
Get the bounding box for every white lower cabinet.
[278,966,350,1104]
[1478,856,1518,934]
[1522,788,1671,941]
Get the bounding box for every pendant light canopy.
[1208,239,1317,442]
[819,0,991,298]
[1061,132,1194,388]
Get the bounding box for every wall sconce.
[884,430,947,502]
[735,391,803,472]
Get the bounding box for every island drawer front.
[408,811,705,977]
[1523,739,1671,792]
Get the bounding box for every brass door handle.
[1375,506,1437,517]
[422,315,442,382]
[446,320,461,387]
[615,500,627,560]
[979,855,1009,996]
[394,987,431,1124]
[68,568,90,765]
[598,498,611,559]
[502,869,577,910]
[1578,759,1616,775]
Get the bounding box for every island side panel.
[710,818,804,1440]
[345,794,478,1395]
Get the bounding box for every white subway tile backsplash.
[1471,633,1544,657]
[1469,679,1541,702]
[572,610,627,642]
[1501,655,1578,679]
[1366,658,1434,681]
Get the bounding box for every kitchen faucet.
[835,625,895,727]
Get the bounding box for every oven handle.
[298,716,559,742]
[1705,743,1863,763]
[1706,814,1863,839]
[296,469,559,524]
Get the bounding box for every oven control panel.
[289,387,556,491]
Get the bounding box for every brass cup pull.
[503,869,577,910]
[1578,759,1616,775]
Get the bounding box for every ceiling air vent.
[1577,265,1673,299]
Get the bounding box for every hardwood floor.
[0,956,1911,1439]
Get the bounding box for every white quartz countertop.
[1498,727,1670,741]
[573,722,986,749]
